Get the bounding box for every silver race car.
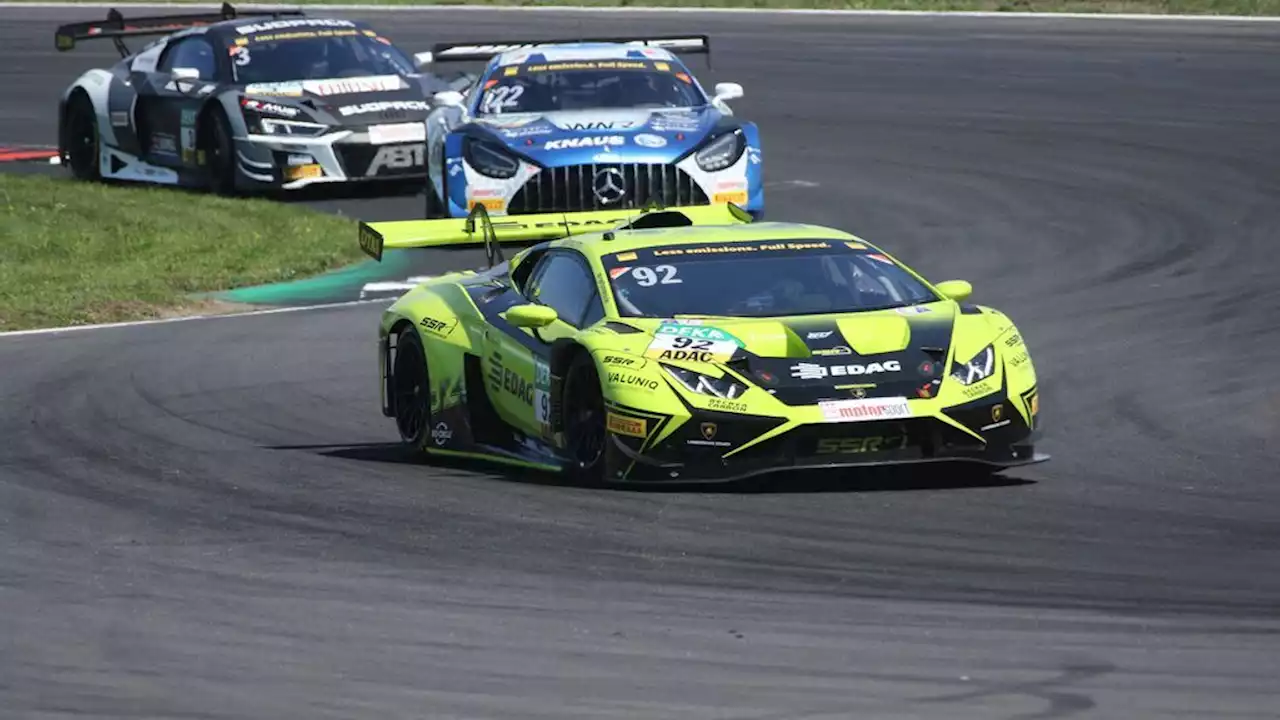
[55,3,469,193]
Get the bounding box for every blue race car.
[418,35,763,220]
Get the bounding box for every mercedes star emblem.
[592,167,626,205]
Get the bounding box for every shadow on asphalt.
[265,441,1037,495]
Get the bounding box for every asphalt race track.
[4,6,1280,718]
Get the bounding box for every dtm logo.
[792,360,902,379]
[366,144,424,176]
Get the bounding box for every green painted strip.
[210,250,413,306]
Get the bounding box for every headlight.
[464,137,519,179]
[950,344,996,386]
[256,118,329,137]
[695,130,745,172]
[664,365,747,399]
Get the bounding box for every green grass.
[18,0,1280,15]
[0,174,363,332]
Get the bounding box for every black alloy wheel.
[64,95,99,181]
[392,327,431,447]
[561,353,607,484]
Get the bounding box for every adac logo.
[700,422,717,440]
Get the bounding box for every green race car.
[359,204,1046,484]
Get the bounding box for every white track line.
[0,298,388,340]
[0,2,1277,21]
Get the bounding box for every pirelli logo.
[606,412,647,438]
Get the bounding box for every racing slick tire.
[62,93,100,182]
[391,325,432,449]
[201,108,238,196]
[561,351,608,486]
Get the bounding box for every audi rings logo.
[592,167,626,205]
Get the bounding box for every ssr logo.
[816,435,908,454]
[502,368,533,406]
[602,355,637,367]
[366,144,424,176]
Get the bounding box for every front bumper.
[604,392,1045,483]
[237,126,427,190]
[448,143,763,218]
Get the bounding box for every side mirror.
[172,67,200,81]
[413,51,433,71]
[713,82,744,103]
[432,90,465,108]
[935,280,973,302]
[505,303,558,328]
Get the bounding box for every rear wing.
[358,203,753,266]
[425,35,711,68]
[54,2,305,57]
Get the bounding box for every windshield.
[229,29,415,84]
[475,59,705,115]
[603,239,940,318]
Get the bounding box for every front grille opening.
[508,163,710,214]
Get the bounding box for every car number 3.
[633,265,682,287]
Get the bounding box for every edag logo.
[791,360,901,379]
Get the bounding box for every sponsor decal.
[655,62,671,71]
[962,380,997,398]
[287,154,314,166]
[747,146,762,164]
[431,422,453,446]
[244,81,304,97]
[606,412,647,438]
[688,421,731,448]
[819,397,912,423]
[470,198,505,211]
[633,133,667,148]
[707,397,748,414]
[236,18,356,34]
[1007,349,1030,368]
[563,120,637,131]
[615,252,638,262]
[592,152,623,163]
[308,75,405,96]
[241,98,300,118]
[713,191,748,204]
[811,346,852,357]
[339,100,430,117]
[844,242,866,250]
[991,404,1004,422]
[608,371,659,391]
[110,111,130,127]
[644,323,741,363]
[649,112,700,132]
[418,316,455,336]
[544,136,624,150]
[534,358,551,429]
[792,361,901,380]
[602,354,640,367]
[284,164,322,181]
[651,241,831,258]
[981,419,1011,431]
[500,124,553,138]
[807,331,834,340]
[366,144,424,176]
[150,133,177,155]
[867,253,894,264]
[816,435,908,454]
[895,305,931,315]
[502,367,534,406]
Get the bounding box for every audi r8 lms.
[417,36,763,220]
[55,3,468,193]
[359,204,1046,485]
